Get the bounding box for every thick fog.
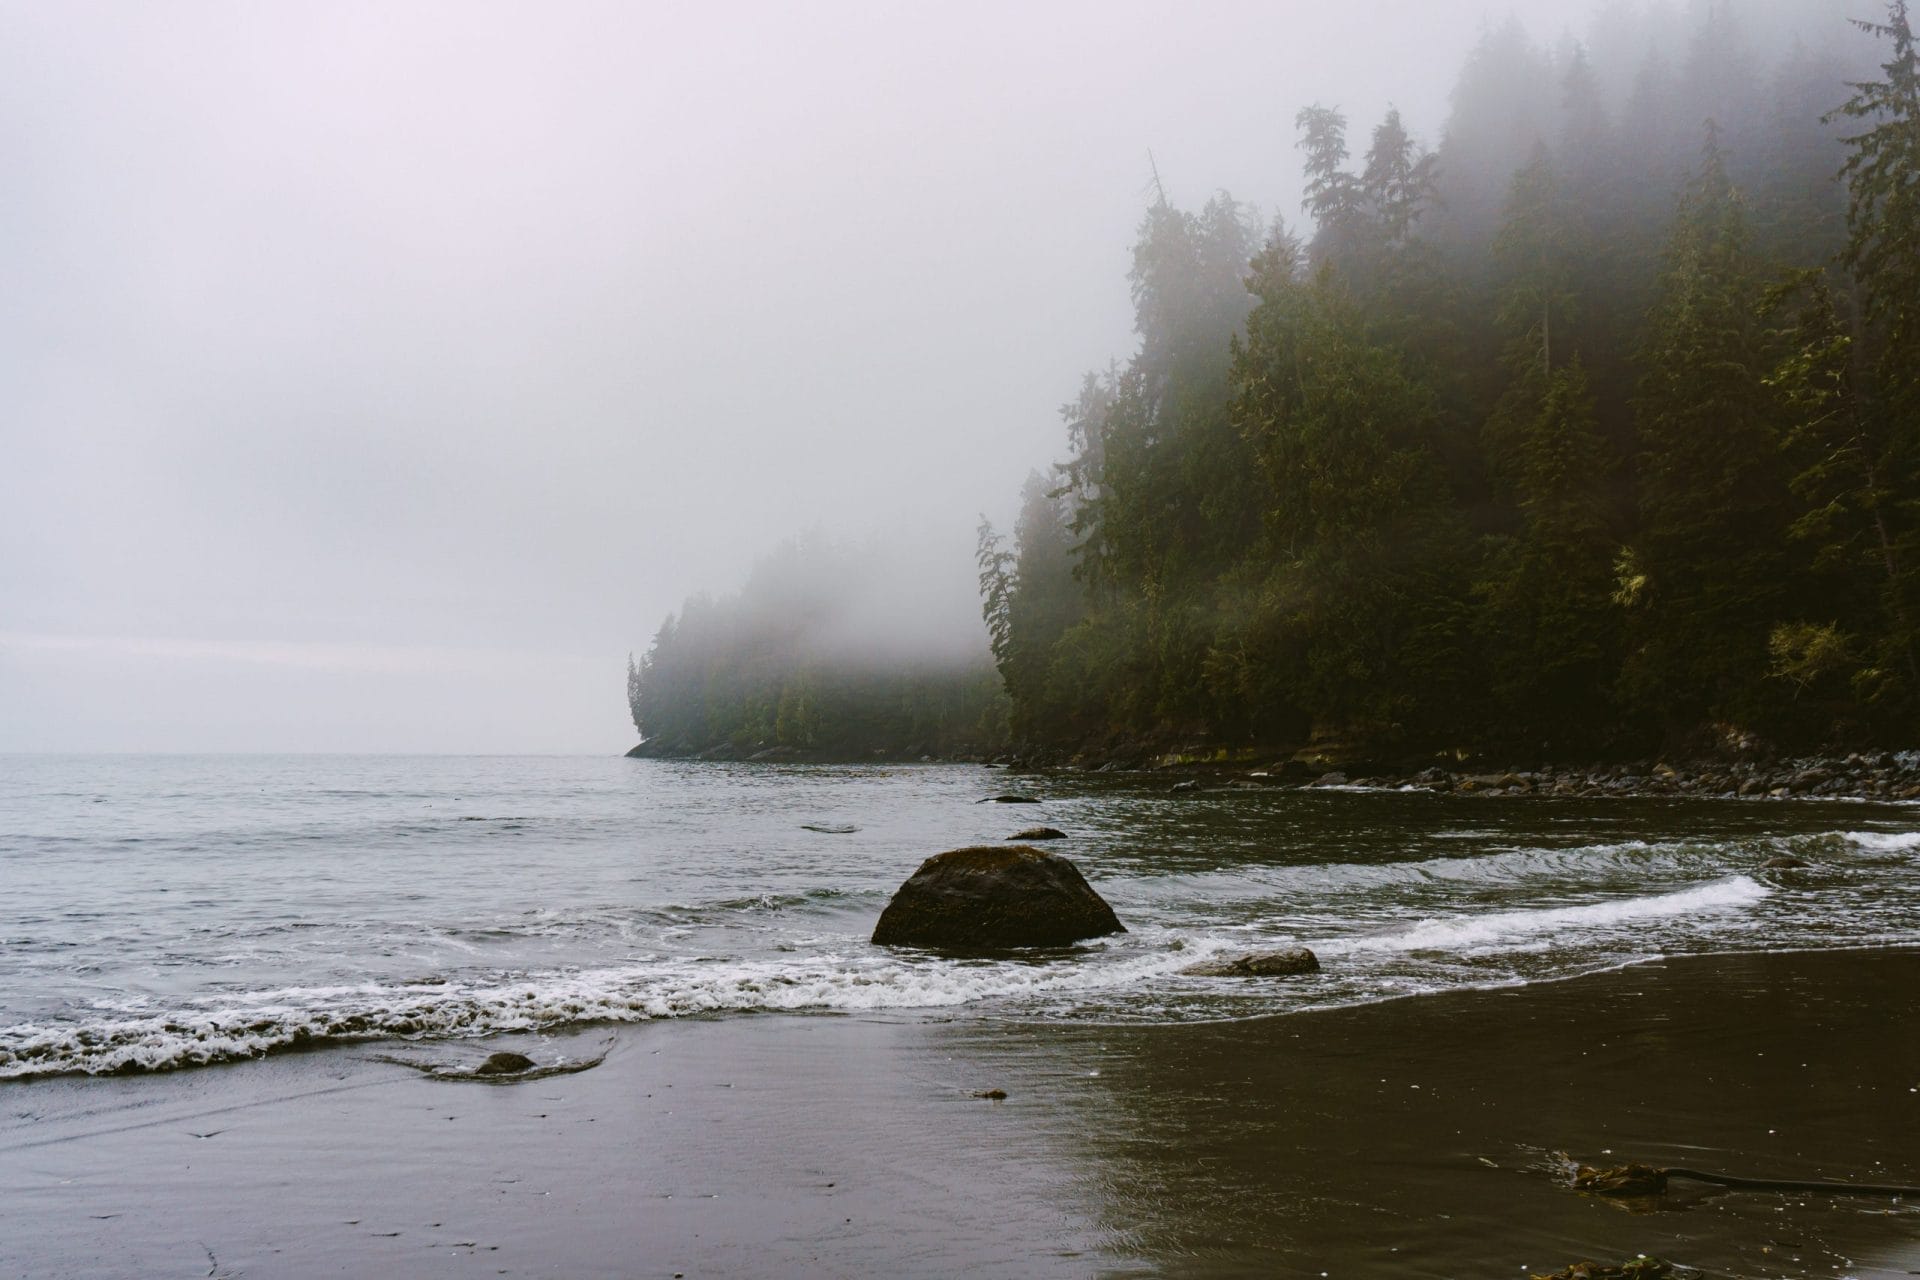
[0,0,1853,752]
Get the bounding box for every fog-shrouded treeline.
[628,534,1008,759]
[978,1,1920,761]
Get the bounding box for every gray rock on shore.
[872,846,1125,950]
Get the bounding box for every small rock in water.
[1532,1260,1677,1280]
[801,823,860,834]
[1180,947,1320,978]
[974,1088,1008,1100]
[1761,854,1809,869]
[980,794,1041,804]
[1169,779,1200,793]
[1007,827,1067,841]
[473,1051,537,1076]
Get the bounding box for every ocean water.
[3,754,1918,1080]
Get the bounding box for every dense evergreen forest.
[631,1,1920,766]
[627,536,1007,759]
[976,1,1920,762]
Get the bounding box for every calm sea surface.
[3,754,1918,1080]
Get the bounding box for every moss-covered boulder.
[871,846,1125,950]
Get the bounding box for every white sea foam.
[1143,839,1711,902]
[0,877,1777,1078]
[1317,876,1770,957]
[0,937,1242,1080]
[1844,830,1920,853]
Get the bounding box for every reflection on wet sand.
[938,947,1920,1278]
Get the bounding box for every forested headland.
[633,2,1920,767]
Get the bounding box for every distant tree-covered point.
[978,2,1920,763]
[628,535,1008,761]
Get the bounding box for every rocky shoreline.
[1313,754,1918,800]
[629,737,1920,801]
[1058,750,1920,801]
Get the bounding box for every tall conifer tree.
[1621,134,1793,733]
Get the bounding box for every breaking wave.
[1318,876,1769,956]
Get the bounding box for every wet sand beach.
[4,946,1916,1279]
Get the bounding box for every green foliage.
[983,474,1089,742]
[1297,105,1361,262]
[1489,147,1586,381]
[1834,1,1920,401]
[1620,137,1793,731]
[1362,109,1437,245]
[1768,621,1855,695]
[1787,2,1920,721]
[1475,361,1622,746]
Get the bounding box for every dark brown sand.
[3,948,1917,1279]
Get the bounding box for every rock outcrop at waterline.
[871,846,1125,950]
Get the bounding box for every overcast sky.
[1,0,1704,752]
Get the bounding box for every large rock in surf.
[872,846,1125,950]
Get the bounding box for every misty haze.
[6,2,1920,1278]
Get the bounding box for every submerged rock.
[1180,948,1320,978]
[980,794,1041,804]
[1532,1261,1678,1280]
[871,846,1125,950]
[374,1040,612,1083]
[1007,827,1067,841]
[1573,1163,1669,1196]
[1761,854,1809,869]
